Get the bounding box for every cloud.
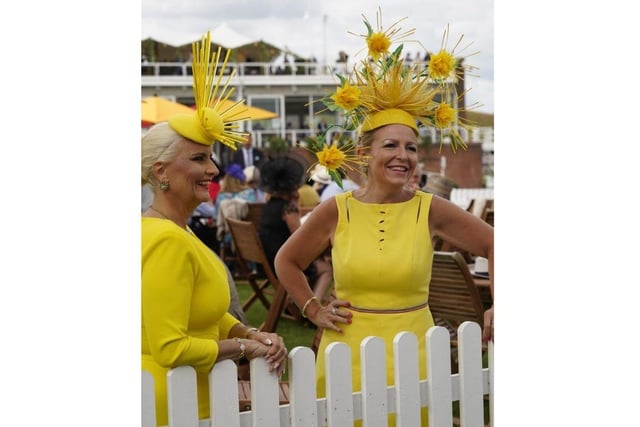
[142,0,494,112]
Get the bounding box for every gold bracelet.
[301,296,318,318]
[243,327,258,339]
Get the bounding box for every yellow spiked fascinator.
[307,8,479,187]
[168,32,249,148]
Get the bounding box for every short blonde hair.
[221,175,247,193]
[141,122,184,187]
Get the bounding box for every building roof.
[142,23,289,62]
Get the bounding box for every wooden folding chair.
[245,202,265,231]
[225,217,302,333]
[480,199,494,222]
[429,251,487,370]
[483,207,494,227]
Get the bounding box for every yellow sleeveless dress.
[316,191,435,426]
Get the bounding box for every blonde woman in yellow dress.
[141,33,287,426]
[274,9,493,426]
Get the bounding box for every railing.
[141,60,431,78]
[450,188,495,210]
[142,322,493,427]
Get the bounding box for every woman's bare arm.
[275,198,351,331]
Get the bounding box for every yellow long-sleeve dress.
[315,191,435,426]
[142,217,240,426]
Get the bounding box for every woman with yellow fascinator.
[141,32,288,426]
[275,9,493,426]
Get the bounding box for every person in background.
[212,163,258,273]
[274,12,492,426]
[405,163,427,191]
[212,163,257,219]
[232,133,265,168]
[297,180,321,209]
[319,165,366,202]
[423,172,458,200]
[188,154,226,251]
[141,32,287,426]
[259,157,333,302]
[208,154,224,203]
[243,164,267,202]
[309,164,332,198]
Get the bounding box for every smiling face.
[364,124,418,188]
[155,138,219,210]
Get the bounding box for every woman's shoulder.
[142,218,192,245]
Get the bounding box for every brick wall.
[420,142,484,188]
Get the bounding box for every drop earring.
[159,180,170,191]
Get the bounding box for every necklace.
[149,205,171,220]
[149,205,192,234]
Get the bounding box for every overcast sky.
[142,0,494,113]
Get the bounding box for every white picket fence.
[142,322,493,427]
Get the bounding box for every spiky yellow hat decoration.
[307,8,479,187]
[168,32,249,149]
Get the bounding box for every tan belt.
[348,301,429,314]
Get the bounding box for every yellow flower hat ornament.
[307,8,479,187]
[168,32,250,148]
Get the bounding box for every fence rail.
[142,322,493,427]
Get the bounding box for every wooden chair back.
[225,217,302,333]
[483,207,494,227]
[429,251,486,370]
[429,251,485,330]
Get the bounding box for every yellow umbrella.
[214,98,278,120]
[141,96,194,126]
[142,96,278,127]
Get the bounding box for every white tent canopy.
[208,22,253,49]
[143,22,281,50]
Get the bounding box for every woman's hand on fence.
[245,332,287,377]
[308,299,352,333]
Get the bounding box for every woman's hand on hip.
[309,299,352,333]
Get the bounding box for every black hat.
[259,157,304,194]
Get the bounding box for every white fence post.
[393,332,422,426]
[288,346,319,427]
[427,326,453,427]
[142,370,157,427]
[210,359,241,427]
[325,342,354,426]
[167,366,199,427]
[458,321,485,427]
[488,339,494,426]
[142,323,491,427]
[249,357,281,426]
[360,336,388,427]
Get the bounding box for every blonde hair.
[141,122,184,187]
[221,175,248,193]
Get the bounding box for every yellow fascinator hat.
[308,8,478,186]
[168,32,250,148]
